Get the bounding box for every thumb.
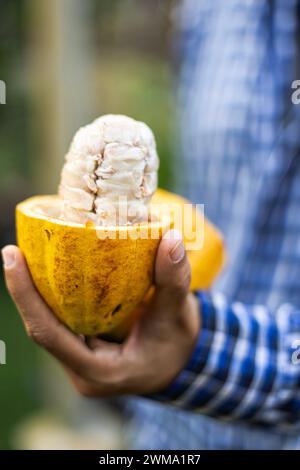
[155,229,191,301]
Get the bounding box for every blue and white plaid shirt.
[128,0,300,449]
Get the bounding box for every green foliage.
[93,54,174,188]
[0,281,42,449]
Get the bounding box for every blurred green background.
[0,0,175,449]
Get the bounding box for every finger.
[85,336,127,383]
[2,245,97,377]
[86,336,123,361]
[155,229,191,301]
[62,365,101,398]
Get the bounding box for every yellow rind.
[16,189,226,340]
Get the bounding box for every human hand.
[2,230,200,397]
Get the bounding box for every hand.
[2,230,200,397]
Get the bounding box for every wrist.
[185,292,201,347]
[168,292,201,385]
[147,292,201,395]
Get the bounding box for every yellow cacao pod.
[16,189,226,340]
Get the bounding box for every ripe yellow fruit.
[16,189,226,340]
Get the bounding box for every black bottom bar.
[0,450,299,467]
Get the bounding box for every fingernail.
[1,246,16,268]
[169,237,185,264]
